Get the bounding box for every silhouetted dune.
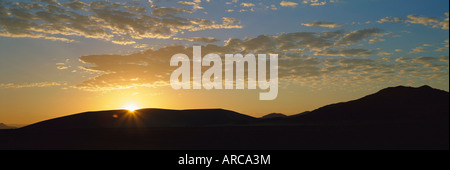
[288,85,449,124]
[1,85,448,150]
[21,109,256,130]
[261,113,288,119]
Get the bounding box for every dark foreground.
[1,86,448,150]
[1,123,448,150]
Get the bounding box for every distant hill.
[22,109,256,130]
[287,85,449,125]
[0,123,15,129]
[261,113,288,119]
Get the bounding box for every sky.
[0,0,449,125]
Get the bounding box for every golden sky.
[0,0,449,125]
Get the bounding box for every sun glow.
[123,103,140,112]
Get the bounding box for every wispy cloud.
[225,0,336,14]
[280,1,299,7]
[73,27,448,91]
[0,0,242,44]
[409,46,426,54]
[302,21,342,28]
[377,13,449,30]
[0,82,66,89]
[173,37,220,43]
[302,0,336,6]
[335,28,384,46]
[241,3,256,7]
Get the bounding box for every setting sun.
[123,103,140,112]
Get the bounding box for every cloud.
[70,18,448,91]
[62,0,88,10]
[302,21,342,28]
[240,3,256,7]
[336,28,384,46]
[75,45,196,91]
[439,55,449,62]
[302,0,336,6]
[377,17,404,24]
[314,48,374,57]
[227,0,331,13]
[0,0,242,44]
[436,40,449,52]
[411,56,449,70]
[112,38,136,45]
[178,1,197,6]
[188,17,243,31]
[434,12,449,30]
[280,1,299,7]
[395,57,409,63]
[57,66,69,70]
[409,46,426,54]
[75,45,448,92]
[377,51,392,56]
[391,56,449,72]
[406,15,439,25]
[0,82,65,89]
[224,31,337,52]
[173,37,220,43]
[223,28,383,55]
[74,28,419,91]
[377,13,449,30]
[369,37,385,44]
[177,1,204,10]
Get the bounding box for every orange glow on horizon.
[123,103,141,112]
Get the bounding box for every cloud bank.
[0,0,242,43]
[73,27,448,91]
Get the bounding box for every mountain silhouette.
[22,109,256,130]
[0,123,15,129]
[286,85,449,124]
[1,85,448,150]
[261,113,288,119]
[19,85,449,130]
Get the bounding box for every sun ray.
[123,103,140,112]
